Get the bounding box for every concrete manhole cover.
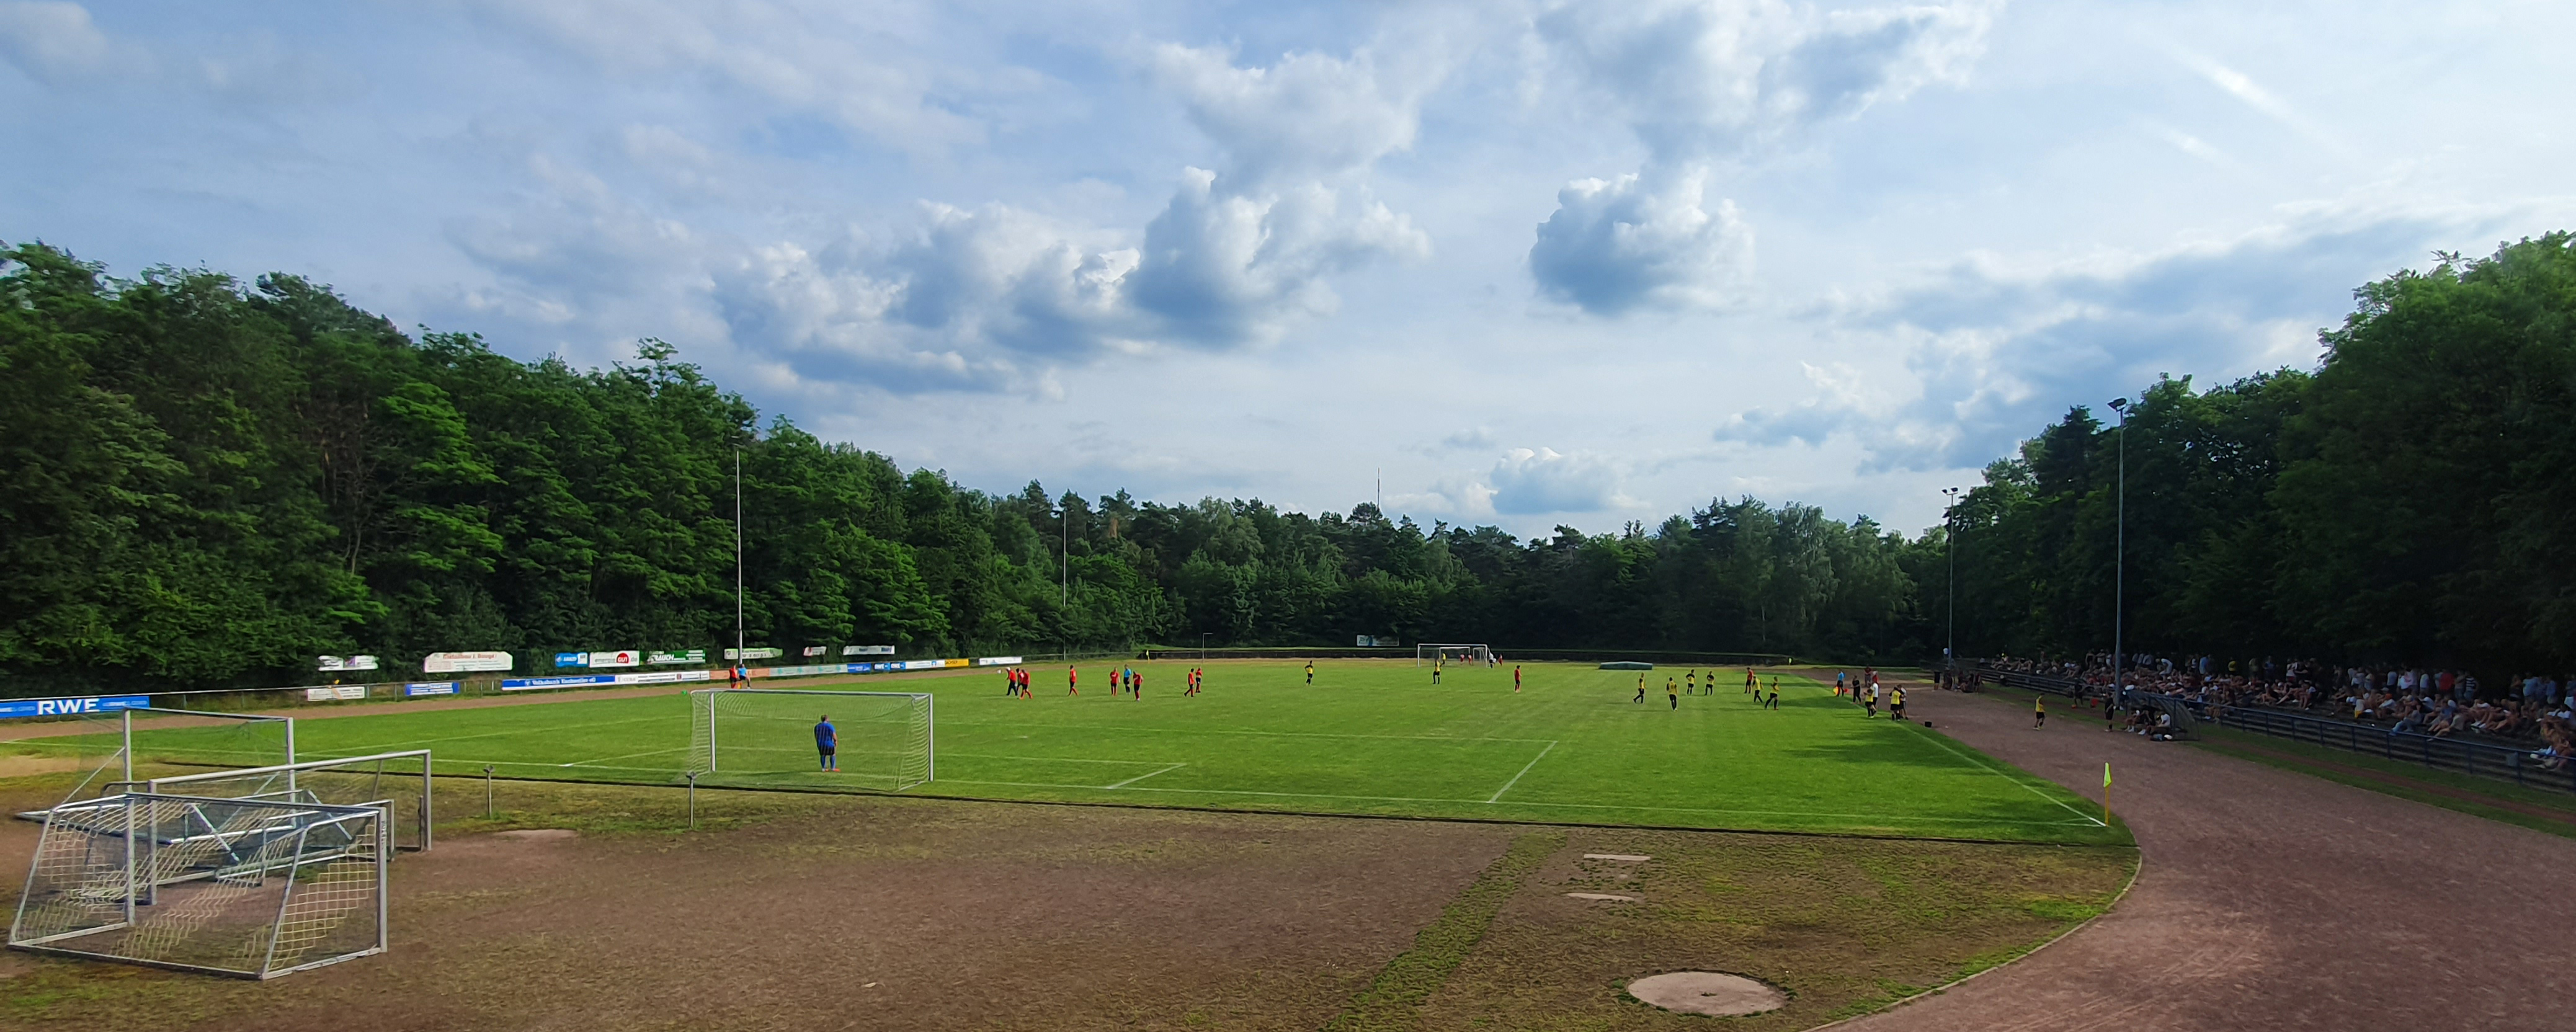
[1628,971,1786,1016]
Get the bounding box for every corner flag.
[2103,763,2111,787]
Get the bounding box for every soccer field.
[35,661,2118,845]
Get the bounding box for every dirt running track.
[1840,679,2575,1032]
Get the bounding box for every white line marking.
[559,747,689,768]
[1102,763,1187,790]
[942,753,1170,765]
[948,722,1553,744]
[924,778,2094,829]
[1900,723,2110,827]
[1486,741,1556,803]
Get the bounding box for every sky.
[4,1,2570,538]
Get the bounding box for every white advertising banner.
[647,649,706,665]
[973,656,1025,666]
[305,686,368,701]
[843,644,896,656]
[586,649,641,669]
[317,655,380,672]
[724,647,785,661]
[422,651,513,674]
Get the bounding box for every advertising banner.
[0,695,149,719]
[973,656,1025,666]
[305,686,368,701]
[724,647,785,661]
[403,682,460,697]
[553,652,587,667]
[423,651,513,674]
[648,649,706,665]
[612,669,714,685]
[843,644,896,656]
[502,674,617,691]
[899,659,947,671]
[586,650,641,669]
[318,655,380,672]
[801,646,829,657]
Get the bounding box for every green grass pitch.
[26,661,2120,845]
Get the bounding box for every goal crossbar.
[1414,643,1492,667]
[689,689,934,788]
[108,750,434,853]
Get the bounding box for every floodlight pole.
[2109,398,2129,707]
[735,447,746,669]
[1941,486,1961,678]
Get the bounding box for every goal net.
[40,707,294,812]
[125,751,435,853]
[1414,643,1492,667]
[10,792,387,979]
[687,690,933,791]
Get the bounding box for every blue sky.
[5,1,2569,535]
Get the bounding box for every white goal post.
[1414,643,1492,667]
[11,792,388,979]
[688,689,934,791]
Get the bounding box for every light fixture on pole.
[1941,486,1962,678]
[2106,396,2130,706]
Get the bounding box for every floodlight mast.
[1941,486,1962,676]
[736,447,745,667]
[2108,396,2129,706]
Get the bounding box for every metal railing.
[2210,706,2576,793]
[1963,661,2576,794]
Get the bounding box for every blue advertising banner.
[403,682,460,697]
[552,652,587,667]
[0,695,150,719]
[501,675,616,691]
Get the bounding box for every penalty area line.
[1102,763,1187,790]
[1486,741,1557,803]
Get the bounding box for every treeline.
[4,234,2571,694]
[0,242,1935,694]
[1943,233,2576,678]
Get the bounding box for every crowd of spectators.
[1971,653,2576,772]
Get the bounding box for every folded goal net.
[10,792,388,979]
[687,689,933,791]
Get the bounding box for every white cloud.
[1528,164,1753,313]
[460,0,990,156]
[1489,447,1626,515]
[1815,213,2476,470]
[1148,42,1428,186]
[1526,0,1998,313]
[0,1,109,83]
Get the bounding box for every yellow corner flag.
[2100,763,2111,827]
[2103,762,2112,788]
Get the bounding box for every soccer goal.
[687,689,934,791]
[9,792,388,979]
[1415,643,1492,667]
[118,750,435,853]
[52,707,295,808]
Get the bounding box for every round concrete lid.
[1627,971,1786,1016]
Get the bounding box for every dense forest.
[2,234,2571,693]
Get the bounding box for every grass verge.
[1326,831,1565,1031]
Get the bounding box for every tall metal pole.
[735,447,745,666]
[2110,399,2129,705]
[1941,486,1960,674]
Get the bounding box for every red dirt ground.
[1837,677,2576,1031]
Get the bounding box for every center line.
[1102,763,1186,790]
[1486,741,1557,803]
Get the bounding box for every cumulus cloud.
[697,42,1435,389]
[1527,0,1997,314]
[1490,447,1626,515]
[1809,215,2467,471]
[1530,165,1753,313]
